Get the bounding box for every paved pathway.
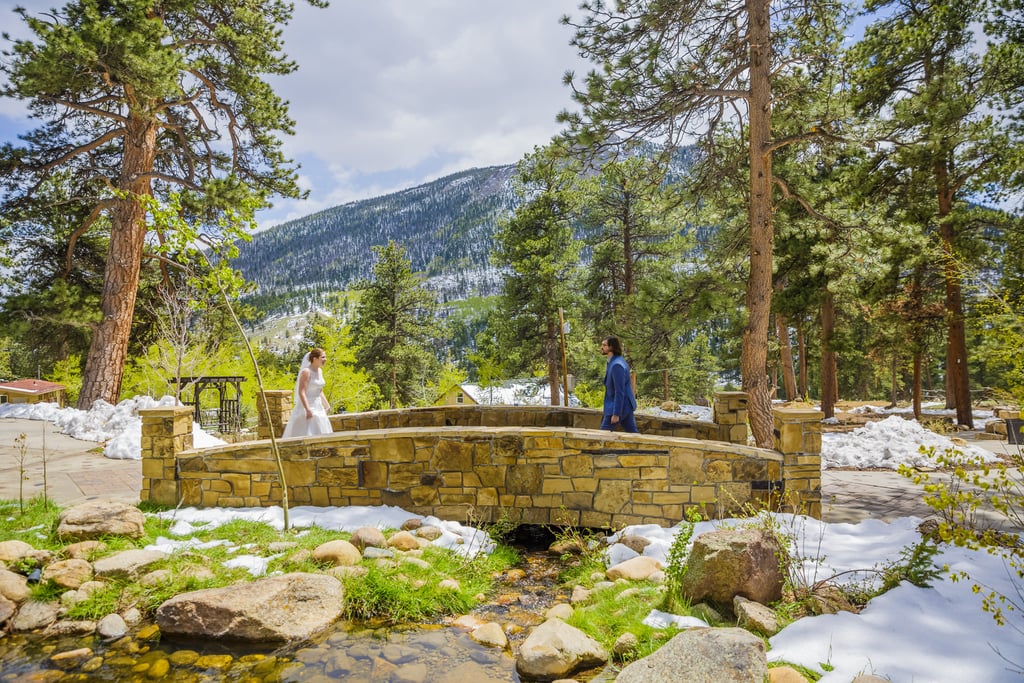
[0,417,1019,530]
[0,418,140,507]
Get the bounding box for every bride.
[282,348,333,437]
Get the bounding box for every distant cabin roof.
[0,379,66,395]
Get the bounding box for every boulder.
[0,595,15,627]
[156,572,343,642]
[97,613,128,639]
[11,599,60,632]
[42,558,92,589]
[64,540,106,560]
[678,528,784,606]
[386,531,420,551]
[515,618,608,680]
[618,534,652,554]
[733,596,780,636]
[312,539,362,566]
[606,556,663,581]
[93,549,168,580]
[349,526,386,550]
[0,568,31,603]
[57,501,146,540]
[470,622,508,648]
[769,666,812,682]
[614,627,767,683]
[0,539,36,562]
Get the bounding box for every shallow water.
[0,549,614,683]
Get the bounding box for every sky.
[2,398,1022,681]
[0,0,588,229]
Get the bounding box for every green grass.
[565,582,682,662]
[341,544,518,622]
[0,496,62,549]
[1,496,521,625]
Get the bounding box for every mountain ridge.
[233,164,519,316]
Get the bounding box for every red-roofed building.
[0,379,66,407]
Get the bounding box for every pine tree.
[560,0,850,446]
[351,241,441,409]
[0,0,322,408]
[490,146,581,405]
[847,0,1024,427]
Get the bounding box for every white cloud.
[0,0,587,225]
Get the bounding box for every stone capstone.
[515,618,609,680]
[677,528,784,606]
[57,501,146,540]
[155,572,343,642]
[614,627,768,683]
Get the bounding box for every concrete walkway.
[0,417,1019,530]
[0,418,140,507]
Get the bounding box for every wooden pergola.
[173,376,245,433]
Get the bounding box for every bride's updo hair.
[309,348,326,362]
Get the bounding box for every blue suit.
[602,354,638,433]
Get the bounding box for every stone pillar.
[257,390,293,439]
[773,406,823,519]
[140,406,193,506]
[713,391,748,444]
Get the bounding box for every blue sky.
[0,0,586,229]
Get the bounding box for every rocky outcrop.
[677,528,784,606]
[57,501,146,540]
[515,617,609,680]
[155,572,343,642]
[614,627,768,682]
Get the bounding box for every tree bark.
[547,320,561,406]
[77,116,158,409]
[820,288,837,420]
[776,312,797,401]
[912,350,923,420]
[741,0,775,448]
[937,214,970,428]
[797,323,808,400]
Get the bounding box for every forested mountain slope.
[233,165,518,315]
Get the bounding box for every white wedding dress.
[282,361,333,438]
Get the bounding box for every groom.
[600,335,638,433]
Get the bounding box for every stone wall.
[256,392,748,444]
[140,396,822,526]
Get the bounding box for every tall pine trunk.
[78,116,157,409]
[797,323,808,400]
[741,0,775,448]
[820,288,837,419]
[776,312,797,401]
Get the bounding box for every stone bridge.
[140,392,823,528]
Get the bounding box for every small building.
[0,379,67,407]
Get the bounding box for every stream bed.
[0,546,617,683]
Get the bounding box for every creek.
[0,532,617,683]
